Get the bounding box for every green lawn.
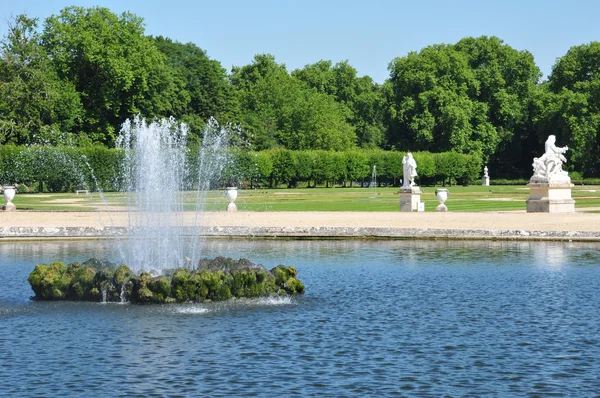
[8,185,600,212]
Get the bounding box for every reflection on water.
[1,239,600,396]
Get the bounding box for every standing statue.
[483,166,489,178]
[402,153,418,188]
[532,135,569,180]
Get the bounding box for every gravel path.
[1,210,599,240]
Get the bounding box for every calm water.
[1,239,600,397]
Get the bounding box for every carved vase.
[226,187,238,211]
[2,185,16,211]
[435,188,449,212]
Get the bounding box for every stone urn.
[226,187,238,211]
[2,185,16,211]
[435,188,449,212]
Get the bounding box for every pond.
[1,239,600,396]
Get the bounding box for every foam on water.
[176,306,210,315]
[253,296,294,306]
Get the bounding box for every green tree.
[345,151,370,187]
[542,42,600,176]
[0,15,82,145]
[152,36,239,141]
[293,60,386,148]
[386,36,540,170]
[455,36,541,177]
[231,54,356,151]
[267,148,296,187]
[41,6,179,145]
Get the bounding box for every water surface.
[1,239,599,396]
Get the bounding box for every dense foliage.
[1,6,600,179]
[0,145,479,192]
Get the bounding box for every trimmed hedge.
[1,144,491,191]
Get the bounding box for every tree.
[41,6,179,145]
[386,36,540,171]
[387,44,490,154]
[231,54,356,151]
[152,36,239,141]
[455,36,541,177]
[293,60,386,148]
[0,15,82,145]
[543,42,600,176]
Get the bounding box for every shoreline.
[1,210,600,241]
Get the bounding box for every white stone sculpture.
[226,187,238,211]
[531,135,569,182]
[482,166,490,186]
[2,185,16,211]
[435,188,449,212]
[402,153,418,188]
[527,135,575,213]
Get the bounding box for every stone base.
[482,177,489,186]
[436,204,448,212]
[399,187,421,212]
[227,203,238,212]
[2,202,16,211]
[526,181,575,213]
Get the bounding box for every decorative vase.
[226,187,238,211]
[2,185,16,211]
[435,188,449,212]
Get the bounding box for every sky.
[1,0,599,83]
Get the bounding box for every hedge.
[1,144,486,192]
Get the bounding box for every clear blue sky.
[1,0,598,83]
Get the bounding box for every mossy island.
[28,256,305,304]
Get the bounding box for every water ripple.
[2,240,600,396]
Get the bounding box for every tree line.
[1,6,599,178]
[0,145,480,193]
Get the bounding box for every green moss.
[28,257,305,303]
[171,268,192,302]
[67,262,96,300]
[284,277,305,294]
[150,277,171,303]
[113,264,133,286]
[28,261,70,300]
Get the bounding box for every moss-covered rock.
[28,257,305,303]
[67,262,97,300]
[28,261,70,300]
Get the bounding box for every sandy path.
[1,210,599,232]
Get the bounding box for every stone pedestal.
[526,179,575,213]
[2,185,16,211]
[399,186,421,212]
[2,202,16,211]
[482,177,489,186]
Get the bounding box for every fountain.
[114,115,228,273]
[27,115,305,303]
[369,165,377,187]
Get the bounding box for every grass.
[8,184,600,212]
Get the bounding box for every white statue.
[483,166,489,178]
[532,135,569,181]
[402,153,418,188]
